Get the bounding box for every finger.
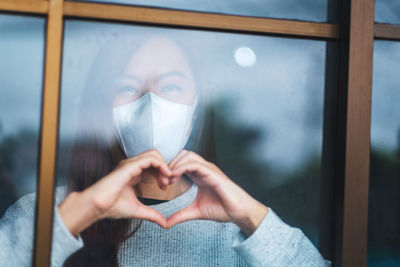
[169,175,181,184]
[172,162,221,188]
[145,163,170,187]
[168,150,189,170]
[171,150,206,170]
[169,151,208,185]
[143,168,168,188]
[134,149,165,163]
[145,149,171,171]
[156,177,167,190]
[166,203,201,228]
[135,155,172,178]
[134,203,167,228]
[171,161,208,178]
[157,173,170,188]
[130,150,171,177]
[169,152,209,178]
[138,161,169,189]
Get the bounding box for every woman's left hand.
[166,150,268,237]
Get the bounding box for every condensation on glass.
[55,19,327,265]
[368,40,400,267]
[0,12,45,262]
[69,0,334,22]
[375,0,400,24]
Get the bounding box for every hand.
[58,149,171,236]
[166,150,268,236]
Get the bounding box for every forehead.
[123,37,191,77]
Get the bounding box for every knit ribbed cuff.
[232,208,293,266]
[51,207,84,267]
[232,208,330,267]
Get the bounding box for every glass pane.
[375,0,400,24]
[0,13,45,265]
[55,20,328,265]
[69,0,334,23]
[368,40,400,267]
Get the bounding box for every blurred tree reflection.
[56,140,74,187]
[0,124,18,217]
[368,138,400,266]
[211,100,321,246]
[0,155,16,218]
[0,125,38,217]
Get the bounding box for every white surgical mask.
[113,92,197,162]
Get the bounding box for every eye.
[161,84,182,93]
[118,86,139,96]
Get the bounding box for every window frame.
[0,0,393,266]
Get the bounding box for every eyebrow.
[116,74,141,83]
[154,71,186,82]
[116,71,186,84]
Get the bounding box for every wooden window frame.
[0,0,395,266]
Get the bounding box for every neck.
[138,175,192,200]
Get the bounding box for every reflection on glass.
[375,0,400,24]
[0,13,45,265]
[368,41,400,267]
[0,14,44,215]
[71,0,331,22]
[55,20,327,265]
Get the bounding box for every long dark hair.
[62,29,212,266]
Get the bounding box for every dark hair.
[63,30,212,266]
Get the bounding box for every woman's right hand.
[58,149,171,236]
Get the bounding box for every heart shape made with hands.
[61,149,266,237]
[132,149,259,231]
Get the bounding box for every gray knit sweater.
[0,183,331,267]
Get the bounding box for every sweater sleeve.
[232,209,331,267]
[0,192,84,267]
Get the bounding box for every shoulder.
[1,186,68,220]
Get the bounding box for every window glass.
[0,13,45,264]
[368,40,400,267]
[56,20,327,265]
[0,14,44,216]
[69,0,333,22]
[375,0,400,24]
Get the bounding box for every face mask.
[113,92,197,163]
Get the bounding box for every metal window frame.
[0,0,392,266]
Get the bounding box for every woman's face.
[113,37,197,107]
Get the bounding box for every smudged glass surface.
[56,20,327,264]
[0,14,44,217]
[68,0,333,22]
[375,0,400,24]
[368,41,400,267]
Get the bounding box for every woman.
[0,33,329,267]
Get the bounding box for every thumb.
[166,203,201,229]
[134,204,167,228]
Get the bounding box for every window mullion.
[33,0,64,266]
[342,0,375,266]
